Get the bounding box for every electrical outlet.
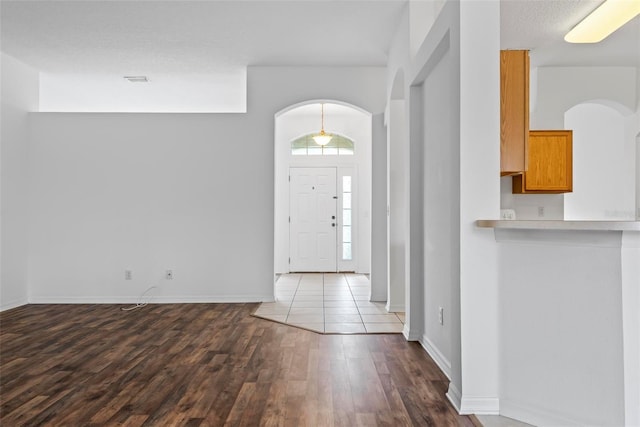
[538,206,545,217]
[125,270,133,280]
[500,209,516,220]
[166,269,173,280]
[438,307,444,325]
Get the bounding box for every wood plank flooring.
[0,303,473,426]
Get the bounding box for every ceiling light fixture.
[312,103,332,146]
[564,0,640,43]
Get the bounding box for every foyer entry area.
[253,273,405,334]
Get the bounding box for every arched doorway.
[564,100,637,220]
[274,101,373,282]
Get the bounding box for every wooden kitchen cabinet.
[500,50,529,176]
[512,130,573,194]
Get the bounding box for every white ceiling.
[0,0,407,74]
[1,0,637,85]
[501,0,640,67]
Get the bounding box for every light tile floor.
[253,273,405,334]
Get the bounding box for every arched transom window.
[291,134,354,156]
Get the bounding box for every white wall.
[636,64,640,220]
[404,2,456,386]
[387,0,500,414]
[27,66,387,303]
[420,44,456,378]
[370,113,388,301]
[620,231,640,425]
[497,229,625,426]
[458,0,500,413]
[531,67,636,130]
[387,99,406,312]
[40,71,247,113]
[565,103,637,220]
[501,177,565,220]
[505,67,638,220]
[637,66,640,219]
[28,113,273,302]
[385,5,416,336]
[409,0,446,59]
[1,53,39,311]
[637,131,640,219]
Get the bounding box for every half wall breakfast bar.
[477,219,640,426]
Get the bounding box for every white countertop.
[476,219,640,231]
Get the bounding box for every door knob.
[331,215,335,220]
[331,223,336,227]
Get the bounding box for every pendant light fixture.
[312,103,332,146]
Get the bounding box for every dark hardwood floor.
[0,303,474,426]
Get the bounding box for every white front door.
[289,167,337,272]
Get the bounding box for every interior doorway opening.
[386,69,407,313]
[274,101,372,280]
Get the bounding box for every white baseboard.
[0,299,28,312]
[403,324,421,341]
[369,295,387,303]
[419,333,452,380]
[447,383,462,412]
[446,382,500,416]
[500,399,584,427]
[385,303,405,312]
[459,396,499,415]
[28,295,274,304]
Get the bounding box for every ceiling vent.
[123,76,149,83]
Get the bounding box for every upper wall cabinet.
[512,130,573,194]
[500,50,529,176]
